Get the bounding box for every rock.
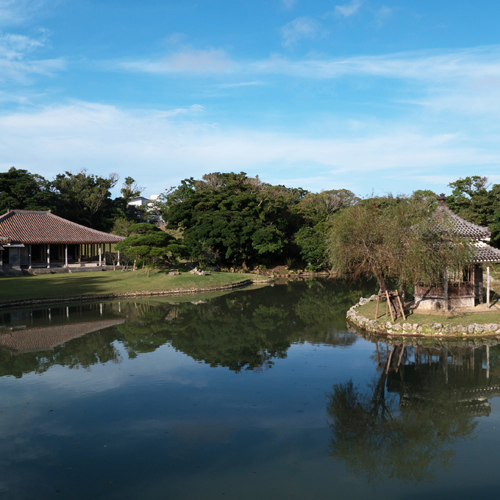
[403,323,412,330]
[468,324,475,334]
[474,325,484,334]
[432,323,442,331]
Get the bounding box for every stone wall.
[346,295,500,337]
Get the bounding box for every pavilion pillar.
[487,263,490,308]
[28,244,32,269]
[47,244,50,269]
[65,244,68,268]
[99,244,102,266]
[117,250,120,266]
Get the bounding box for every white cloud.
[216,81,265,88]
[375,6,392,26]
[281,17,320,47]
[335,0,362,18]
[252,46,500,85]
[115,49,233,74]
[0,101,497,194]
[0,0,47,26]
[0,31,64,84]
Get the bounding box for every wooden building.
[0,210,124,273]
[414,195,500,310]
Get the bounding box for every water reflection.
[328,338,500,483]
[0,279,375,378]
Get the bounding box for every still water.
[1,280,500,499]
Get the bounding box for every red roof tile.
[0,210,124,244]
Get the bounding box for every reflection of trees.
[119,280,377,371]
[0,279,377,377]
[0,330,120,378]
[327,343,479,483]
[293,279,376,346]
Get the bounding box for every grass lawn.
[0,270,259,304]
[356,299,500,326]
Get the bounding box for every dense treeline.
[1,167,499,270]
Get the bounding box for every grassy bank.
[356,300,500,326]
[0,270,261,305]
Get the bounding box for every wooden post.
[487,263,490,308]
[28,244,32,269]
[397,294,406,321]
[386,290,395,322]
[386,346,394,373]
[99,244,102,266]
[47,244,50,269]
[375,293,380,320]
[117,250,120,266]
[65,244,68,268]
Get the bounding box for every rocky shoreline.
[347,295,500,338]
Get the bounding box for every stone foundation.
[347,295,500,338]
[414,295,475,310]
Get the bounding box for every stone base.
[415,295,475,310]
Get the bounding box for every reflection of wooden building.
[415,195,500,310]
[0,318,125,354]
[0,210,124,273]
[383,343,499,418]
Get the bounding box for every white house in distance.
[128,195,163,223]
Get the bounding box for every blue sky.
[1,0,500,197]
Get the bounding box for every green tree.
[115,223,185,268]
[327,196,473,293]
[52,169,119,230]
[0,167,56,213]
[163,172,306,268]
[447,176,500,244]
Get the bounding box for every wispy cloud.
[115,49,233,74]
[375,6,392,26]
[281,17,320,47]
[253,46,500,83]
[0,0,46,26]
[0,30,64,83]
[335,0,362,18]
[282,0,298,9]
[216,81,265,88]
[1,101,496,194]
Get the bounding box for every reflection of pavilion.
[0,318,125,354]
[373,341,500,418]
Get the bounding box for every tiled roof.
[473,241,500,263]
[0,210,124,244]
[434,203,491,240]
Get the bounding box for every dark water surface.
[2,280,500,499]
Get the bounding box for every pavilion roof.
[0,210,124,244]
[473,241,500,263]
[434,202,491,240]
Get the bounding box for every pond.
[1,279,500,499]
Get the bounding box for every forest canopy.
[0,168,497,271]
